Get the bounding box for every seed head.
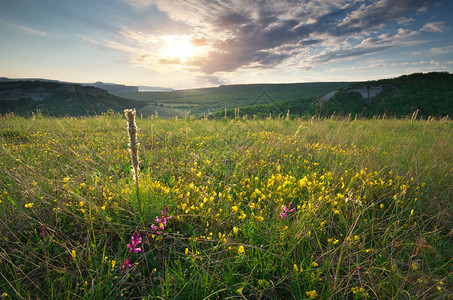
[124,109,140,185]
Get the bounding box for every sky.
[1,0,453,90]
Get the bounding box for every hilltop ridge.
[210,72,453,119]
[0,80,146,116]
[1,72,451,118]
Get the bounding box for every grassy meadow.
[0,112,452,299]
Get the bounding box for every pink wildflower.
[150,207,171,235]
[127,232,142,253]
[122,259,132,274]
[280,202,295,218]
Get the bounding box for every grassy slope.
[114,82,351,115]
[0,114,452,299]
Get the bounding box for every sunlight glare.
[162,35,198,61]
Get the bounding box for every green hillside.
[114,82,351,115]
[211,72,453,119]
[3,72,451,119]
[0,80,184,117]
[320,72,453,117]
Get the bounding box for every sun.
[162,35,198,61]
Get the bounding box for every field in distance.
[113,82,351,116]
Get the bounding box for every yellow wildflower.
[238,245,245,255]
[306,290,318,298]
[24,203,33,208]
[71,250,76,261]
[233,226,239,235]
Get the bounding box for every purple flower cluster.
[127,232,142,253]
[150,207,172,235]
[280,202,295,218]
[122,233,142,274]
[121,207,172,275]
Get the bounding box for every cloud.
[159,58,181,64]
[106,40,155,64]
[0,18,47,36]
[123,0,154,9]
[118,0,436,74]
[308,44,393,65]
[421,21,447,32]
[17,25,47,36]
[330,0,431,36]
[429,45,453,55]
[304,26,422,66]
[196,75,225,86]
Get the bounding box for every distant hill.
[319,72,453,118]
[87,82,138,93]
[87,82,174,93]
[3,72,451,118]
[209,72,453,119]
[0,80,169,117]
[115,82,352,116]
[0,77,174,96]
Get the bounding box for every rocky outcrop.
[0,81,108,102]
[345,85,383,100]
[323,84,398,103]
[0,86,51,101]
[57,84,108,97]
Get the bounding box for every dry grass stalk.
[124,109,140,188]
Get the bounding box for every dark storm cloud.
[215,12,251,28]
[153,0,437,73]
[316,0,433,37]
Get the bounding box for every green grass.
[0,113,451,299]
